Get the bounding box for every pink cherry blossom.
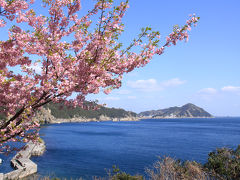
[0,0,199,152]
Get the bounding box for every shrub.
[204,145,240,180]
[146,157,210,180]
[108,166,144,180]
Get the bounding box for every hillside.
[138,103,213,118]
[44,102,137,119]
[0,102,138,123]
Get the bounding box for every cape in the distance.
[30,103,213,124]
[138,103,213,119]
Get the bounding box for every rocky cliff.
[32,107,56,124]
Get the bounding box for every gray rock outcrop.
[49,115,139,124]
[33,107,56,124]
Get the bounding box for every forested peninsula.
[33,102,139,124]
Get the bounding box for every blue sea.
[1,117,240,179]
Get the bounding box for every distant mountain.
[138,103,213,118]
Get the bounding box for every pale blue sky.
[87,0,240,116]
[1,0,240,116]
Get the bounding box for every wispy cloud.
[104,96,120,101]
[198,88,217,94]
[127,79,159,92]
[196,88,218,102]
[127,96,137,99]
[127,78,186,92]
[221,86,240,93]
[196,85,240,102]
[115,89,131,95]
[161,78,186,87]
[198,86,240,95]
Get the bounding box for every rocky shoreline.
[139,116,214,119]
[32,107,139,124]
[50,115,140,124]
[0,141,45,180]
[33,104,215,125]
[32,108,139,124]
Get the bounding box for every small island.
[138,103,213,119]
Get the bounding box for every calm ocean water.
[1,117,240,179]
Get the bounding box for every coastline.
[43,115,140,124]
[139,116,215,119]
[33,105,215,125]
[41,116,216,125]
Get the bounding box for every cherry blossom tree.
[0,0,199,152]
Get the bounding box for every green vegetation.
[107,166,144,180]
[0,113,5,120]
[44,102,137,119]
[204,145,240,180]
[38,137,44,144]
[146,157,209,180]
[139,103,213,118]
[146,145,240,180]
[0,102,137,121]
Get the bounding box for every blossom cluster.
[0,0,199,152]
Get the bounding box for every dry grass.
[146,157,211,180]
